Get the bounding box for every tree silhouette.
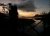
[40,11,47,15]
[36,11,50,36]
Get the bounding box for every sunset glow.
[18,10,38,18]
[0,6,40,19]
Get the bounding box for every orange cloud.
[18,10,41,19]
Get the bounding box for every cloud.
[17,0,36,12]
[0,0,36,12]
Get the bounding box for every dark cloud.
[0,0,36,12]
[17,0,36,12]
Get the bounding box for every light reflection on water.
[34,20,41,23]
[18,20,44,36]
[31,20,44,33]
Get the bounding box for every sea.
[18,20,45,36]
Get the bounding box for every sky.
[0,0,50,18]
[34,0,50,12]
